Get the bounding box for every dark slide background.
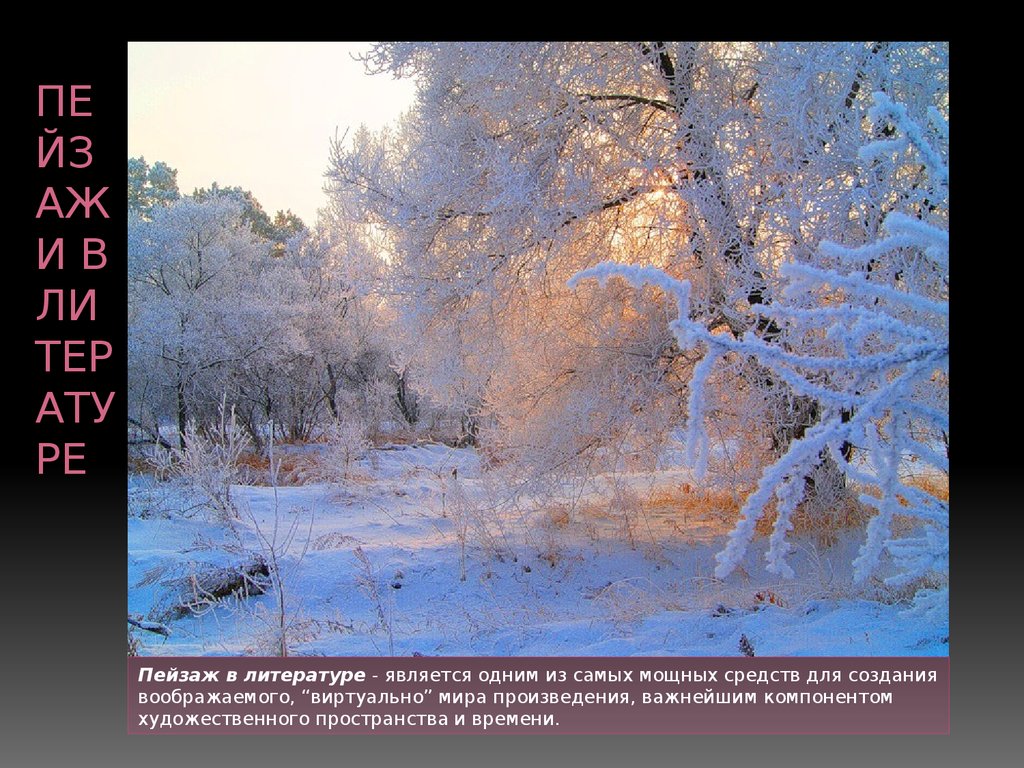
[5,39,1013,767]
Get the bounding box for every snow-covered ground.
[128,444,948,657]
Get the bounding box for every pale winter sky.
[128,42,417,225]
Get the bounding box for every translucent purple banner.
[129,656,949,735]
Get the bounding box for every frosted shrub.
[151,401,251,523]
[317,417,371,481]
[362,376,403,443]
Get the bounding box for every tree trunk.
[324,362,339,420]
[176,366,188,451]
[395,366,419,426]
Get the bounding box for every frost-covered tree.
[225,222,404,447]
[572,90,948,607]
[128,196,270,448]
[329,42,948,495]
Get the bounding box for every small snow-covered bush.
[315,416,371,482]
[150,400,251,522]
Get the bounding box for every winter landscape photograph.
[126,42,949,659]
